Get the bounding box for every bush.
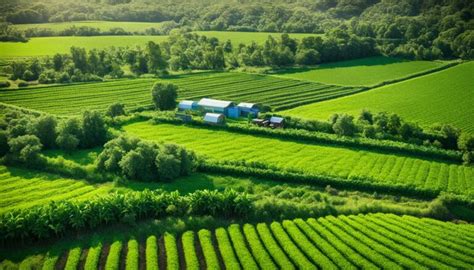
[0,81,10,88]
[107,103,126,118]
[458,133,474,152]
[151,82,178,111]
[17,80,28,87]
[7,134,43,164]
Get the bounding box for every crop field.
[273,56,448,86]
[0,79,156,115]
[11,21,168,33]
[0,72,363,115]
[3,214,473,269]
[0,166,113,214]
[283,61,474,132]
[165,72,363,110]
[124,122,474,195]
[194,31,321,44]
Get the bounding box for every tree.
[458,133,474,152]
[358,109,373,124]
[0,131,8,156]
[53,54,63,71]
[151,82,178,111]
[332,114,356,136]
[70,47,88,72]
[295,49,320,65]
[155,152,180,181]
[82,111,107,148]
[106,102,126,118]
[10,61,27,80]
[56,117,82,152]
[8,135,43,164]
[33,115,57,149]
[146,41,167,74]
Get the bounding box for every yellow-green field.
[124,122,474,195]
[195,31,321,44]
[283,61,474,132]
[273,56,448,86]
[11,21,167,32]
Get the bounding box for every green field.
[0,36,169,58]
[124,122,474,195]
[283,61,474,132]
[11,21,167,32]
[273,56,447,86]
[3,213,473,269]
[195,31,321,44]
[0,166,114,214]
[0,30,319,58]
[0,72,362,115]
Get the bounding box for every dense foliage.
[97,135,196,181]
[2,0,472,60]
[0,189,252,243]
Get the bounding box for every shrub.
[151,82,178,111]
[332,114,356,136]
[107,102,126,118]
[7,134,43,164]
[0,80,10,88]
[17,80,28,87]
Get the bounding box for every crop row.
[0,72,361,115]
[29,214,473,270]
[124,122,474,195]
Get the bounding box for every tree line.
[2,0,472,60]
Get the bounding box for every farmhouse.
[203,113,225,125]
[237,102,260,117]
[197,98,240,118]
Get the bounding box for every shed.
[198,98,234,113]
[203,113,225,125]
[178,100,198,111]
[238,102,260,118]
[269,116,285,128]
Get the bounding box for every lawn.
[11,21,168,33]
[124,122,474,195]
[273,56,448,86]
[282,61,474,132]
[2,214,473,269]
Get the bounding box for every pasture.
[0,72,362,115]
[283,61,474,132]
[11,21,168,33]
[3,214,473,269]
[124,122,474,195]
[273,56,448,86]
[0,36,169,58]
[195,31,321,44]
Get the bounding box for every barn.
[198,98,240,118]
[237,102,260,117]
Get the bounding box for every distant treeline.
[1,0,472,59]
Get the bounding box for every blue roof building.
[198,98,240,118]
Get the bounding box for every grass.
[3,214,473,269]
[12,21,168,33]
[0,72,362,115]
[0,165,114,214]
[273,56,447,86]
[123,122,474,195]
[0,36,169,58]
[0,30,319,58]
[282,61,474,132]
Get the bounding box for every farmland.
[0,165,113,214]
[2,214,473,269]
[0,72,363,115]
[273,56,449,86]
[11,21,168,33]
[283,61,474,132]
[124,122,474,195]
[0,30,319,58]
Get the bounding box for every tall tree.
[146,41,167,74]
[151,82,178,111]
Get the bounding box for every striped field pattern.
[0,72,363,115]
[124,122,474,195]
[0,166,113,214]
[16,214,474,269]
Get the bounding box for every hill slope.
[283,61,474,132]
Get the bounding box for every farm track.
[23,214,474,269]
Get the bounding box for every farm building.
[178,100,198,111]
[198,98,240,118]
[204,113,225,125]
[238,102,260,117]
[270,116,285,128]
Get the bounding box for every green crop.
[181,231,199,270]
[214,228,240,269]
[242,224,277,270]
[84,243,102,270]
[283,62,474,132]
[197,229,221,270]
[105,240,123,270]
[125,239,139,270]
[64,247,81,270]
[227,224,258,269]
[145,236,159,270]
[124,122,474,195]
